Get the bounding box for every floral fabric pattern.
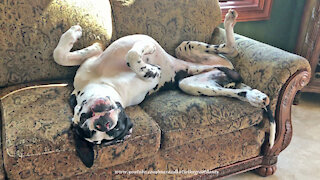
[141,90,264,149]
[0,0,113,87]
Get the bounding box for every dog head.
[69,88,133,167]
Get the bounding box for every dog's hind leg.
[53,25,104,66]
[179,70,275,148]
[175,9,238,65]
[179,70,270,108]
[126,41,161,80]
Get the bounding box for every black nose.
[94,115,113,132]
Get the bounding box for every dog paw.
[224,9,238,27]
[142,64,161,79]
[62,25,83,45]
[244,89,270,108]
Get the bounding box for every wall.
[232,0,306,53]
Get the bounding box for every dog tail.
[264,105,276,148]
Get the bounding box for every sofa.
[0,0,311,179]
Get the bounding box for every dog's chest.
[92,72,158,107]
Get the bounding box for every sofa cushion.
[0,0,113,87]
[110,0,221,55]
[69,126,265,179]
[0,82,160,179]
[140,90,264,149]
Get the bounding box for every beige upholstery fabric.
[141,90,264,149]
[0,83,160,179]
[0,0,113,87]
[70,126,265,179]
[110,0,222,55]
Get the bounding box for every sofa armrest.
[211,27,311,176]
[211,28,311,109]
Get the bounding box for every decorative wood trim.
[255,70,311,177]
[219,0,273,22]
[266,70,310,156]
[185,156,264,179]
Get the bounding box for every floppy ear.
[72,126,94,168]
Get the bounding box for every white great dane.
[53,9,275,167]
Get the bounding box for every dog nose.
[94,115,113,132]
[95,122,110,131]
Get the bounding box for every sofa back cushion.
[0,0,113,87]
[110,0,222,55]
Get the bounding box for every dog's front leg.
[126,41,161,80]
[53,25,104,66]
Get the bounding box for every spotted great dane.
[53,9,275,167]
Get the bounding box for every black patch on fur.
[206,45,210,48]
[78,106,83,115]
[80,92,84,97]
[103,102,133,141]
[81,100,87,107]
[184,46,187,51]
[216,67,243,84]
[264,105,275,123]
[69,94,77,114]
[188,44,192,50]
[186,41,190,45]
[159,70,192,91]
[92,103,112,112]
[126,62,131,67]
[144,70,158,78]
[80,111,93,125]
[153,84,159,91]
[205,50,210,53]
[237,91,247,97]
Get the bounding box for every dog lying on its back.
[53,9,275,167]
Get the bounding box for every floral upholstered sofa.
[0,0,311,179]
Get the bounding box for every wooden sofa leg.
[255,164,277,177]
[255,155,278,177]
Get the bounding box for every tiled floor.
[226,92,320,180]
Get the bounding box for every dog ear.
[72,126,94,168]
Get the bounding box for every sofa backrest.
[0,0,221,87]
[110,0,222,55]
[0,0,113,87]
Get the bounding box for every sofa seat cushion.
[0,82,160,179]
[69,126,265,179]
[140,90,264,149]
